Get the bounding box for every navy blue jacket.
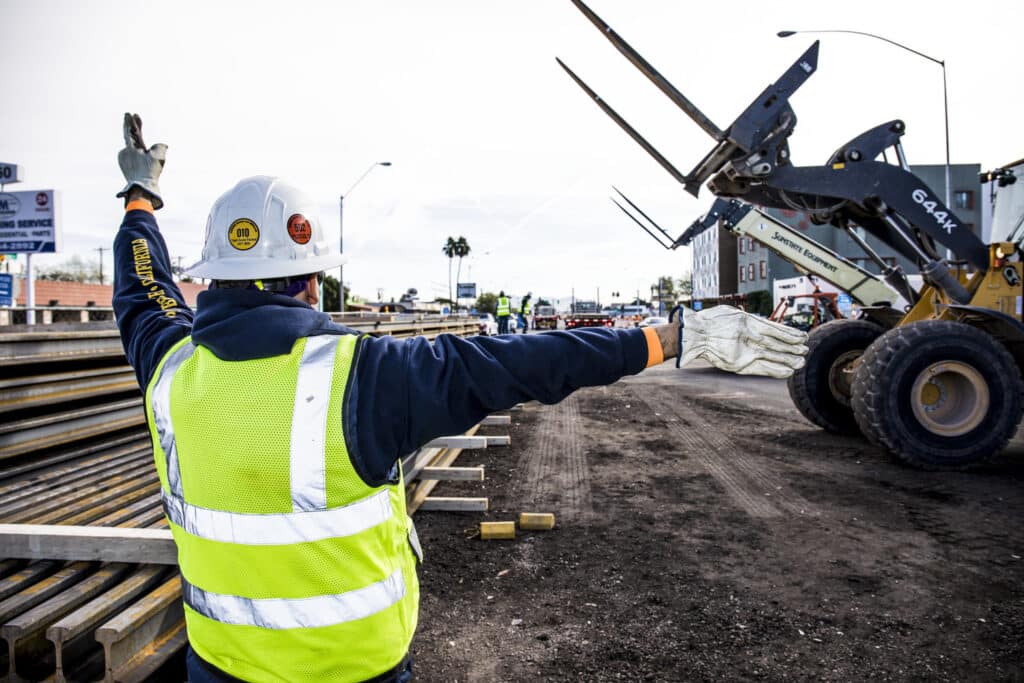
[113,205,654,485]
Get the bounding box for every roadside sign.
[0,163,22,185]
[0,189,60,253]
[0,273,12,306]
[457,282,477,298]
[693,300,703,311]
[837,293,853,305]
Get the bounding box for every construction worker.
[112,114,806,683]
[520,294,532,332]
[495,290,511,334]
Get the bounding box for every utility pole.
[95,247,108,286]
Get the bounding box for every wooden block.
[519,512,556,530]
[484,435,511,447]
[424,436,488,450]
[418,497,489,512]
[0,524,177,565]
[480,521,515,540]
[419,466,485,481]
[481,415,511,426]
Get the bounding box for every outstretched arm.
[111,114,193,387]
[348,326,660,484]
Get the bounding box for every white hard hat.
[185,176,346,280]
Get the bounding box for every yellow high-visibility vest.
[145,334,420,682]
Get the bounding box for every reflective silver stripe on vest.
[151,342,198,498]
[183,567,406,629]
[162,487,393,545]
[289,335,341,512]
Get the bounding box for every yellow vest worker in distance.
[111,115,808,682]
[495,291,511,334]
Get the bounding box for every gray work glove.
[116,113,166,210]
[679,305,808,378]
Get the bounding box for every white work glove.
[116,113,167,210]
[676,305,808,378]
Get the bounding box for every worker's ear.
[305,274,320,306]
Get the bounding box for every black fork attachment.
[558,0,988,303]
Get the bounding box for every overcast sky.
[2,0,1022,306]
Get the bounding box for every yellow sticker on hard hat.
[228,218,260,251]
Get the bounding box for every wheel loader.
[560,0,1024,470]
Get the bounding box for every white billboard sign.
[0,189,60,253]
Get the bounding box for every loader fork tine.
[611,186,676,243]
[568,0,725,141]
[610,197,674,250]
[556,57,690,187]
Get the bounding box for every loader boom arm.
[717,202,899,307]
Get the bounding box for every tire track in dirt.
[640,386,818,519]
[516,395,593,521]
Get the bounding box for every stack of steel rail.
[0,318,478,681]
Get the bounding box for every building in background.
[711,163,989,301]
[691,223,738,300]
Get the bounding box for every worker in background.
[496,290,511,334]
[520,294,532,332]
[112,114,807,683]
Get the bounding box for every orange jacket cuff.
[642,327,664,367]
[125,199,154,214]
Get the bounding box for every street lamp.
[777,29,951,211]
[339,161,392,313]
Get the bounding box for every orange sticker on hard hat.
[287,214,312,245]
[228,218,260,251]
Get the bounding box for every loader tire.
[787,319,884,435]
[851,320,1024,470]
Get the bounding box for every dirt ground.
[412,368,1024,682]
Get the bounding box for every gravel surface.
[412,374,1024,682]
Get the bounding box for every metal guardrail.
[0,316,480,680]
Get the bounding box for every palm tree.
[453,236,471,308]
[442,236,458,305]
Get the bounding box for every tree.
[475,291,498,316]
[38,255,101,283]
[676,274,693,299]
[537,297,552,307]
[442,237,458,305]
[453,236,471,308]
[322,275,350,312]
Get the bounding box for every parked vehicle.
[565,300,614,329]
[534,305,559,330]
[638,316,668,328]
[478,313,498,336]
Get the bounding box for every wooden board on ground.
[418,497,489,512]
[0,524,177,564]
[419,466,485,481]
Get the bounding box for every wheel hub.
[910,361,990,437]
[828,350,862,407]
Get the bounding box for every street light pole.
[339,161,392,313]
[777,29,951,210]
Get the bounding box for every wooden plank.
[484,435,511,447]
[419,466,485,481]
[408,425,480,514]
[424,436,488,450]
[0,524,177,565]
[418,497,489,512]
[401,446,444,483]
[480,415,511,426]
